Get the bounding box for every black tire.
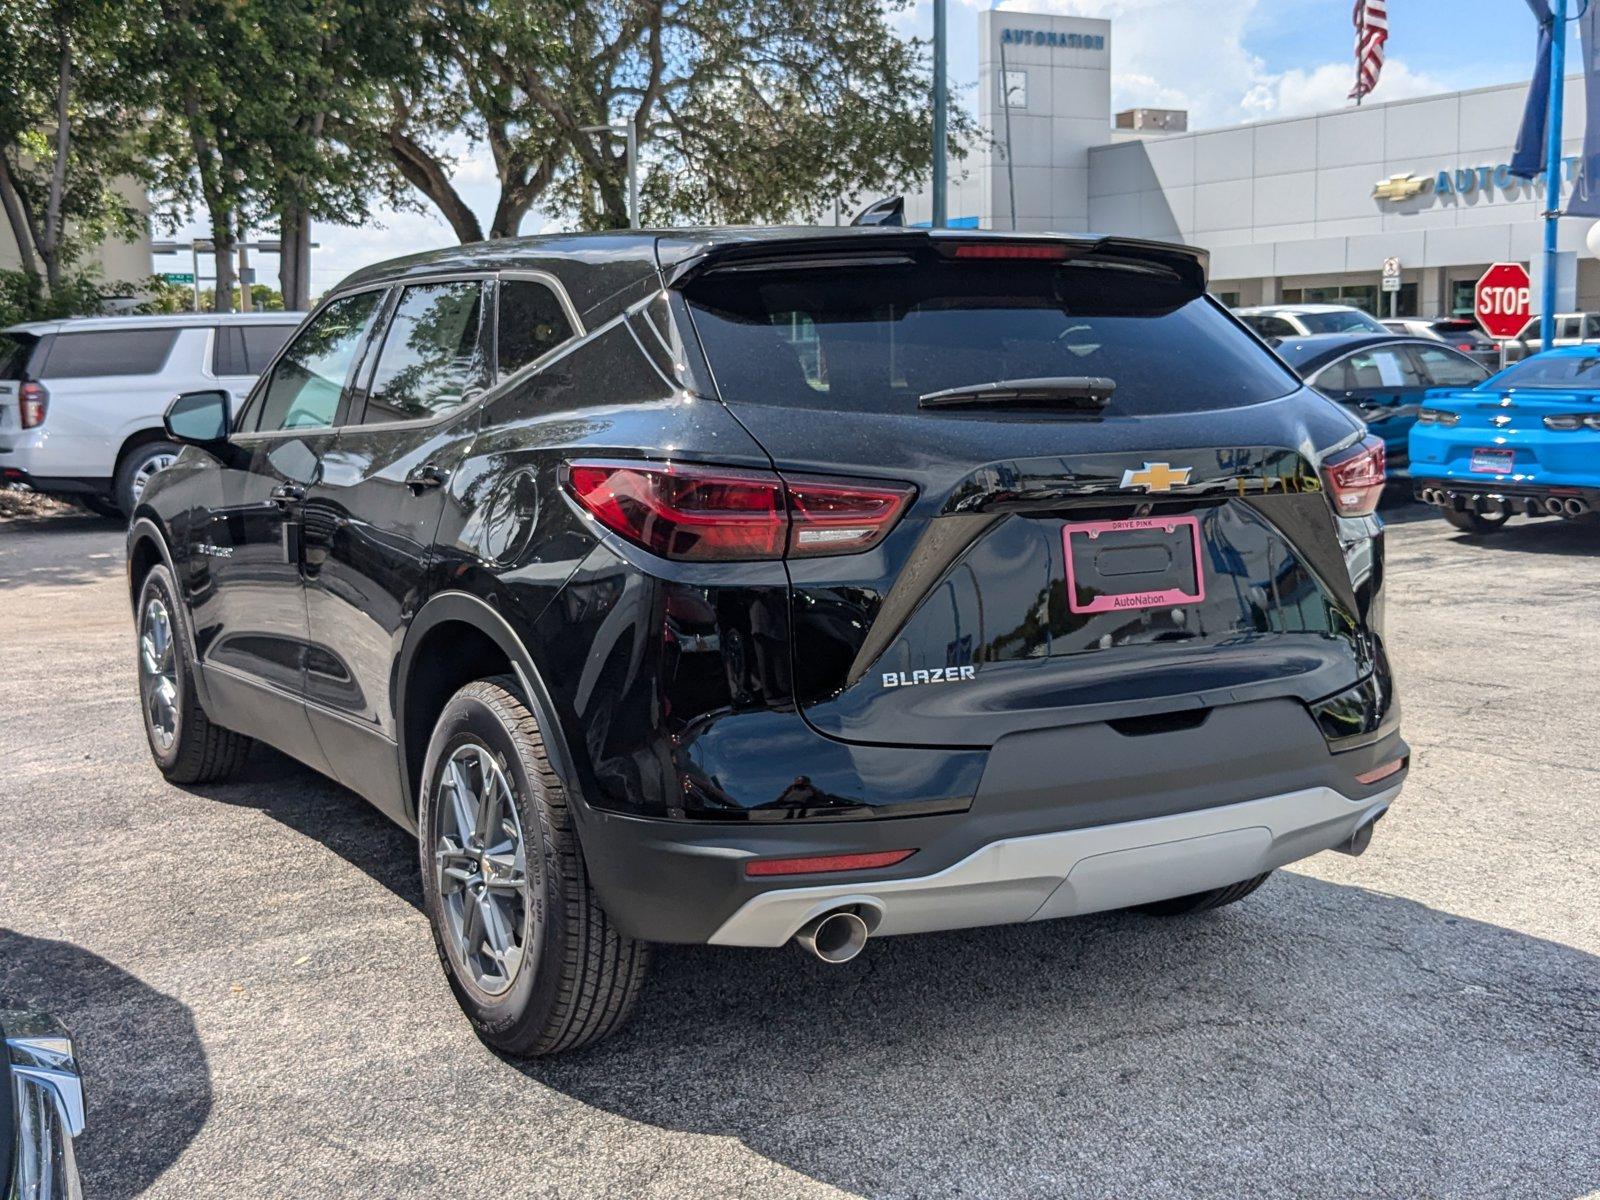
[1441,507,1510,535]
[135,564,252,784]
[115,439,182,516]
[77,494,125,520]
[1134,872,1273,916]
[418,677,649,1057]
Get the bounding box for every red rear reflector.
[949,243,1070,260]
[1355,757,1406,785]
[1321,435,1386,518]
[563,461,913,562]
[744,849,915,877]
[18,381,47,429]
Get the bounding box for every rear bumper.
[709,781,1400,947]
[575,702,1409,944]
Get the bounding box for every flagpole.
[1541,0,1569,352]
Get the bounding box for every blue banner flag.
[1511,0,1554,181]
[1569,0,1600,214]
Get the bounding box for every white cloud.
[995,0,1446,127]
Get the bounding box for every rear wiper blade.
[917,376,1115,410]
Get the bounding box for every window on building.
[1450,280,1476,317]
[1002,70,1027,109]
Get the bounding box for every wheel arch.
[113,427,175,487]
[395,591,582,830]
[127,515,214,711]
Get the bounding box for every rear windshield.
[0,333,40,380]
[1493,353,1600,390]
[683,257,1300,416]
[41,329,179,378]
[1297,310,1385,335]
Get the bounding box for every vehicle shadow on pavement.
[0,930,212,1200]
[0,513,128,590]
[523,874,1600,1199]
[1441,518,1600,556]
[191,746,424,909]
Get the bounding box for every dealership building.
[903,8,1600,321]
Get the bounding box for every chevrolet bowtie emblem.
[1121,462,1191,492]
[1373,173,1428,202]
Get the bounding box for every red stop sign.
[1475,262,1532,339]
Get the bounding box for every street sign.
[161,272,195,285]
[1381,256,1401,278]
[1475,262,1532,339]
[1382,274,1401,293]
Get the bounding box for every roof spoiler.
[851,196,905,227]
[662,230,1209,295]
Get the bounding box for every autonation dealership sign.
[1001,27,1106,50]
[1373,157,1582,204]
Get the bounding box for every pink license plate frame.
[1063,515,1206,615]
[1469,447,1514,474]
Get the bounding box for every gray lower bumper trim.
[707,783,1399,947]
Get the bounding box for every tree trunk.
[40,19,73,296]
[0,158,41,283]
[210,207,237,313]
[386,127,484,244]
[278,200,313,310]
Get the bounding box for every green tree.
[383,0,970,238]
[0,0,150,303]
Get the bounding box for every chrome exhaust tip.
[794,909,870,964]
[1545,496,1566,515]
[1564,497,1588,517]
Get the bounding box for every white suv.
[0,313,299,515]
[1233,304,1388,340]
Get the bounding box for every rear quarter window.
[0,333,42,380]
[684,256,1301,416]
[40,329,180,378]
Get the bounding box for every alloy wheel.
[130,452,177,503]
[138,597,179,753]
[433,743,532,997]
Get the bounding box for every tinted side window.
[212,327,247,375]
[497,278,575,376]
[1407,345,1488,387]
[253,292,384,432]
[0,333,42,380]
[360,281,487,424]
[243,325,293,372]
[41,329,179,378]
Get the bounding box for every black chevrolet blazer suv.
[127,227,1408,1055]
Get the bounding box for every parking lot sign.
[1381,257,1401,293]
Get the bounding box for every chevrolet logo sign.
[1121,462,1191,492]
[1373,173,1428,202]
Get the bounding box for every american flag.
[1349,0,1388,101]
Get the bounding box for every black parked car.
[127,228,1408,1056]
[1273,332,1490,471]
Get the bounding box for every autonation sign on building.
[905,7,1600,321]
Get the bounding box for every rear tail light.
[1417,408,1459,426]
[18,382,47,429]
[1321,435,1386,517]
[562,460,915,562]
[945,242,1071,260]
[1543,413,1600,430]
[744,849,915,877]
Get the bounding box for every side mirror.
[164,389,231,447]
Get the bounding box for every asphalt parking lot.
[1,499,1597,1199]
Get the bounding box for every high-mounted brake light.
[744,849,916,878]
[562,461,915,562]
[1320,435,1386,518]
[18,381,47,429]
[948,242,1071,260]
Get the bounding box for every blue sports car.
[1410,346,1600,533]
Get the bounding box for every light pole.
[580,122,639,229]
[932,0,948,228]
[1540,0,1568,352]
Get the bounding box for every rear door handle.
[270,482,306,504]
[405,463,449,493]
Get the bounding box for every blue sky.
[157,0,1545,295]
